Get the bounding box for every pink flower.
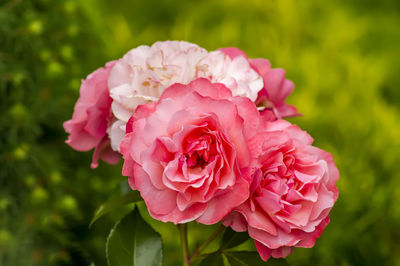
[223,120,339,261]
[63,61,120,168]
[220,47,298,119]
[120,78,260,224]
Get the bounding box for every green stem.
[178,224,189,266]
[188,224,225,264]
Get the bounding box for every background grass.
[1,0,400,265]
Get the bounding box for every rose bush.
[63,61,120,168]
[223,119,339,261]
[63,41,339,265]
[119,78,260,224]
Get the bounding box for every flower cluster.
[64,41,338,261]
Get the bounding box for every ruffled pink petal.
[219,47,248,60]
[231,96,260,139]
[295,216,330,248]
[64,60,118,167]
[188,78,233,99]
[263,69,293,103]
[133,163,177,216]
[236,203,278,236]
[90,136,120,168]
[249,226,300,250]
[222,211,248,232]
[152,203,208,224]
[255,241,294,261]
[196,175,249,225]
[249,58,271,77]
[64,120,99,151]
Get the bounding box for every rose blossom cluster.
[64,41,338,261]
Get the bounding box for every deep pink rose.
[63,61,120,168]
[220,47,298,119]
[223,120,339,261]
[120,78,260,224]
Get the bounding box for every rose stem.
[178,223,189,266]
[188,224,225,264]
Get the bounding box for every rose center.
[184,135,214,169]
[186,152,208,169]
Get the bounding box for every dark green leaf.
[106,207,162,266]
[198,252,225,266]
[89,191,142,227]
[220,227,249,250]
[225,251,289,266]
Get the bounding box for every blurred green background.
[1,0,400,265]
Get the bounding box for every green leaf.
[225,251,289,266]
[106,207,162,266]
[89,191,142,227]
[198,252,225,266]
[220,227,249,250]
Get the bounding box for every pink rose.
[120,78,260,224]
[220,47,298,119]
[223,119,339,261]
[63,61,120,168]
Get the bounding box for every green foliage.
[198,252,226,266]
[0,0,123,265]
[220,228,250,250]
[194,227,287,265]
[90,191,142,228]
[195,229,288,266]
[106,207,162,266]
[1,0,400,265]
